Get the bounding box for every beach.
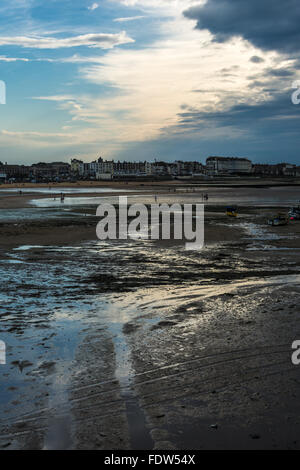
[0,183,300,449]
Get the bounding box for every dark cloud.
[184,0,300,53]
[268,68,294,77]
[247,81,278,92]
[111,90,300,164]
[170,91,300,160]
[250,56,264,63]
[246,67,295,86]
[177,92,298,129]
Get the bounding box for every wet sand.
[0,178,300,210]
[0,187,300,449]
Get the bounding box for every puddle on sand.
[127,274,300,313]
[0,187,137,194]
[0,259,24,264]
[247,246,300,251]
[43,415,73,450]
[42,355,75,450]
[13,245,46,251]
[106,303,154,450]
[29,194,150,208]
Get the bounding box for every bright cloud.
[34,21,283,154]
[112,0,201,15]
[76,23,281,143]
[114,16,146,22]
[0,32,134,49]
[27,2,290,158]
[88,3,99,11]
[0,55,29,61]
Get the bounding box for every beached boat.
[289,206,300,220]
[268,213,289,226]
[226,206,238,217]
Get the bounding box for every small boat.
[289,206,300,220]
[226,206,238,217]
[268,213,289,226]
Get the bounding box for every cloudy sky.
[0,0,299,164]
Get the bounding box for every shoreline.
[0,182,300,210]
[0,177,300,191]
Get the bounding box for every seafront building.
[0,163,31,180]
[31,162,70,180]
[206,156,252,176]
[252,163,300,177]
[1,156,300,183]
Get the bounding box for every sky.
[0,0,299,165]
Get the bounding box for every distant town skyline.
[0,1,300,164]
[1,156,299,183]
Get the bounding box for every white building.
[145,162,153,175]
[147,161,170,176]
[113,160,146,177]
[206,156,252,176]
[96,159,114,180]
